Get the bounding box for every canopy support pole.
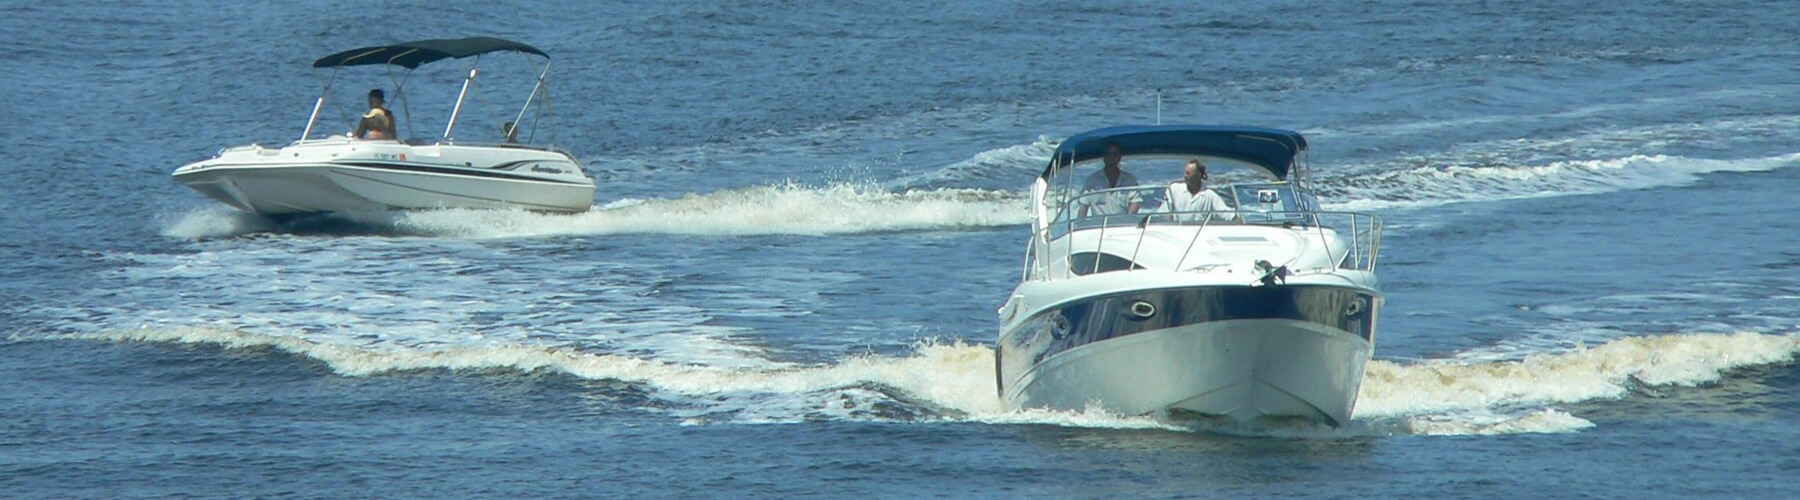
[444,67,478,140]
[300,97,326,141]
[537,65,552,145]
[300,68,338,141]
[1062,150,1078,279]
[388,66,413,141]
[509,61,550,143]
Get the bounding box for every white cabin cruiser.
[173,37,595,216]
[996,125,1385,426]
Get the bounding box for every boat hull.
[998,283,1379,426]
[174,162,595,215]
[172,139,596,215]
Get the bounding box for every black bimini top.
[313,36,548,69]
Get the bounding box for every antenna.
[1155,88,1163,125]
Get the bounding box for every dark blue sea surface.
[4,0,1799,498]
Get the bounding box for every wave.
[882,136,1059,191]
[902,135,1800,217]
[1350,332,1800,436]
[158,140,1798,240]
[158,208,278,239]
[56,327,1799,436]
[1317,152,1800,212]
[67,326,1016,420]
[161,182,1030,239]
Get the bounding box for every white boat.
[996,125,1385,426]
[173,37,595,216]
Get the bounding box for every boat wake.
[160,138,1798,241]
[1317,152,1800,212]
[881,135,1060,191]
[160,182,1028,239]
[50,327,1799,437]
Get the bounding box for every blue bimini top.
[1043,125,1307,181]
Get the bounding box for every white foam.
[161,182,1029,239]
[399,183,1028,238]
[1322,153,1800,212]
[67,327,1799,435]
[158,207,277,239]
[884,136,1059,189]
[66,327,1165,430]
[1356,331,1800,417]
[160,149,1794,241]
[1395,408,1597,436]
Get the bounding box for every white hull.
[173,138,595,215]
[999,124,1385,427]
[1006,315,1371,426]
[998,209,1382,426]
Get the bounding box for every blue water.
[5,0,1800,497]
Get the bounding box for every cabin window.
[1068,252,1144,275]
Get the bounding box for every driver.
[1077,142,1141,217]
[355,88,397,140]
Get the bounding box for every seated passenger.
[1078,142,1142,217]
[502,121,519,143]
[1164,158,1237,223]
[355,88,397,140]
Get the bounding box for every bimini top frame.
[312,37,548,69]
[1041,125,1308,182]
[299,36,554,145]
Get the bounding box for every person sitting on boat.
[355,88,397,140]
[502,121,519,143]
[1078,142,1142,217]
[1164,158,1237,223]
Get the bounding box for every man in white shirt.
[1164,158,1237,223]
[1078,142,1142,218]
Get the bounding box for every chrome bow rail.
[1019,208,1383,282]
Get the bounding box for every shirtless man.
[355,88,397,140]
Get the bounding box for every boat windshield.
[1047,182,1320,235]
[1226,183,1319,223]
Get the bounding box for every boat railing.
[1021,207,1383,282]
[271,136,574,157]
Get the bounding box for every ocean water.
[4,0,1799,498]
